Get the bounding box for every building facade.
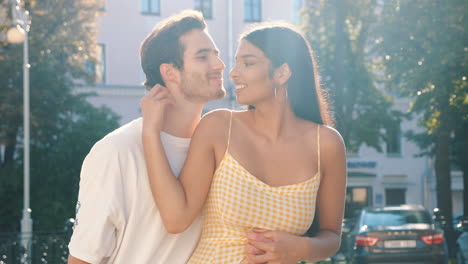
[80,0,463,218]
[80,0,305,124]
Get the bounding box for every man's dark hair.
[140,10,206,88]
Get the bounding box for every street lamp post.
[7,0,32,262]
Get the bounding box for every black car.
[455,216,468,264]
[345,204,447,264]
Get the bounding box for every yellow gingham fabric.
[188,114,321,264]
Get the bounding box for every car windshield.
[363,210,431,226]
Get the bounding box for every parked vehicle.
[455,216,468,264]
[338,216,358,260]
[344,204,447,264]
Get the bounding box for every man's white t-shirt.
[68,118,202,263]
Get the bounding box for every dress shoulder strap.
[225,111,233,154]
[317,124,321,176]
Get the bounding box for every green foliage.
[375,0,467,225]
[375,0,467,147]
[301,0,401,153]
[28,101,119,231]
[0,0,120,231]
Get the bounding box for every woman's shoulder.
[319,125,344,144]
[199,108,231,128]
[316,124,346,159]
[200,108,249,126]
[300,121,345,151]
[201,108,231,119]
[195,109,243,140]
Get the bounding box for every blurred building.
[77,0,305,124]
[78,0,462,219]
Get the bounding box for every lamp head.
[7,25,25,44]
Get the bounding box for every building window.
[98,0,106,10]
[386,122,401,155]
[244,0,261,22]
[385,188,406,205]
[345,186,373,218]
[86,44,106,84]
[141,0,160,15]
[195,0,212,19]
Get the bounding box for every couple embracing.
[68,9,346,264]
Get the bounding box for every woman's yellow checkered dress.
[188,113,321,263]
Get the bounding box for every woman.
[141,22,347,263]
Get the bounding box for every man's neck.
[161,101,204,139]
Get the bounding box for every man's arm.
[67,139,120,263]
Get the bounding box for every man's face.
[178,29,226,103]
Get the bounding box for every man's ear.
[160,63,180,85]
[274,63,292,86]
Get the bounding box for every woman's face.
[230,39,275,106]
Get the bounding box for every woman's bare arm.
[303,125,347,261]
[68,256,90,264]
[141,87,228,233]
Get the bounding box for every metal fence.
[0,231,71,264]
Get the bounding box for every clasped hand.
[246,228,305,264]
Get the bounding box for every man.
[68,10,225,263]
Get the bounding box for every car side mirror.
[342,219,355,233]
[457,216,468,232]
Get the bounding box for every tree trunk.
[435,114,454,256]
[435,128,453,221]
[459,122,468,218]
[463,167,468,218]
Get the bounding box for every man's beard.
[180,72,226,103]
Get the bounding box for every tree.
[453,118,468,218]
[301,0,401,155]
[0,0,120,231]
[451,75,468,217]
[375,0,467,253]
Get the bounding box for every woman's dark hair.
[241,22,333,126]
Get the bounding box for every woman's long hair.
[241,22,333,126]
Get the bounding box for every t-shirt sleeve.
[68,140,122,263]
